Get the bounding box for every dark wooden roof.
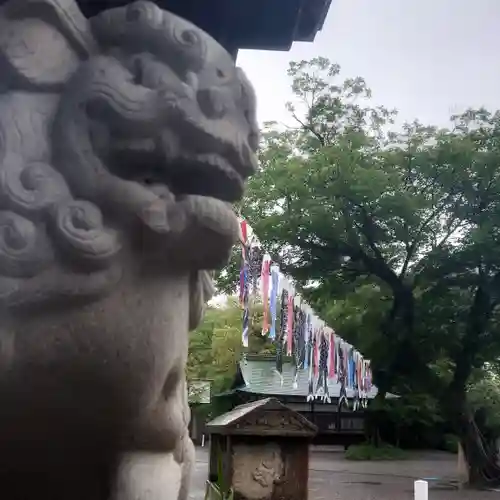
[206,397,318,437]
[75,0,332,53]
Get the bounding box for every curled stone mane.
[0,148,122,309]
[0,1,257,499]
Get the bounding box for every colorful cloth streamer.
[248,245,263,296]
[313,328,319,377]
[292,304,305,389]
[286,292,294,356]
[276,288,289,378]
[238,219,250,347]
[269,264,280,339]
[239,264,245,306]
[241,255,250,347]
[315,329,331,403]
[304,313,311,370]
[239,219,247,257]
[348,347,355,388]
[352,350,360,411]
[306,328,316,402]
[280,288,289,340]
[363,360,372,408]
[328,330,336,379]
[338,343,348,410]
[260,256,271,335]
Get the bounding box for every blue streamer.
[304,314,311,369]
[241,259,250,347]
[269,265,279,339]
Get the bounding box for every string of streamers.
[237,218,373,408]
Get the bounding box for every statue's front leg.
[112,451,183,500]
[112,431,194,500]
[112,372,195,500]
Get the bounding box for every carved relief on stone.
[233,443,284,500]
[0,1,257,499]
[236,410,306,433]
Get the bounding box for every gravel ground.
[189,446,500,499]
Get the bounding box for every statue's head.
[0,0,258,312]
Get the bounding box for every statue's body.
[0,1,258,499]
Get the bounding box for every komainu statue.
[0,0,258,498]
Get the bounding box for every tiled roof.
[206,397,318,435]
[237,356,393,400]
[207,398,273,427]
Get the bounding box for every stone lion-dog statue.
[0,0,258,498]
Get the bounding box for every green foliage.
[370,393,446,449]
[187,300,241,394]
[206,481,234,500]
[381,393,444,429]
[187,299,274,397]
[345,442,408,461]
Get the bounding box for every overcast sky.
[237,0,500,129]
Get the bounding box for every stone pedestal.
[0,1,258,499]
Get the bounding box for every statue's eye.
[126,5,142,22]
[180,29,198,46]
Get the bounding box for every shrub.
[345,442,408,461]
[442,434,459,454]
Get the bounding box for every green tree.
[187,300,242,394]
[224,57,500,485]
[187,299,274,400]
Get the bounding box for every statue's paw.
[166,195,239,269]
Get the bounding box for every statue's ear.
[0,0,96,89]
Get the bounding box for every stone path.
[190,446,500,499]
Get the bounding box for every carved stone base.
[233,443,284,500]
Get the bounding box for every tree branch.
[339,196,387,264]
[290,111,325,146]
[401,197,461,278]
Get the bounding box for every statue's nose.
[238,141,258,178]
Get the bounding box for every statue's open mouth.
[106,134,253,204]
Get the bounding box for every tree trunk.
[446,395,500,488]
